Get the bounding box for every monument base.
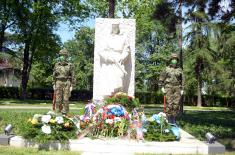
[0,134,14,145]
[9,129,225,154]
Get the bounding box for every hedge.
[0,87,92,101]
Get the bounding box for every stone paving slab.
[9,129,225,154]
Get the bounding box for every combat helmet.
[59,48,69,56]
[169,53,179,66]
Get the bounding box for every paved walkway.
[0,105,82,110]
[0,105,233,112]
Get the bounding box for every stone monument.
[93,18,136,100]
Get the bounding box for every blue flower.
[151,114,161,124]
[110,107,124,117]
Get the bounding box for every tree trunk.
[109,0,115,18]
[20,41,30,100]
[197,75,202,107]
[178,0,184,115]
[0,0,7,52]
[196,59,202,107]
[0,25,5,52]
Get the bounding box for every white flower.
[165,118,168,123]
[55,116,64,124]
[158,112,167,118]
[80,115,90,122]
[142,128,147,133]
[47,111,55,115]
[147,117,154,122]
[41,125,51,134]
[41,115,51,123]
[97,108,103,114]
[164,129,170,133]
[33,114,42,120]
[105,119,114,124]
[92,116,97,122]
[114,117,121,122]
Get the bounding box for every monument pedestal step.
[9,129,225,155]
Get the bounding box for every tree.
[0,0,17,52]
[11,0,88,99]
[13,0,60,99]
[208,24,235,104]
[183,0,235,106]
[64,27,94,90]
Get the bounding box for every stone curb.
[8,129,225,155]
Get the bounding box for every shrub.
[104,92,140,109]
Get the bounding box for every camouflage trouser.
[55,80,71,114]
[165,86,181,117]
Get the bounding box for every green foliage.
[29,61,55,88]
[104,93,140,109]
[131,0,178,92]
[144,120,176,142]
[64,27,94,90]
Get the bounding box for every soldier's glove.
[161,87,166,94]
[70,86,73,92]
[53,85,56,90]
[180,90,184,95]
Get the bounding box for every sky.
[55,19,95,43]
[55,23,76,43]
[56,0,232,44]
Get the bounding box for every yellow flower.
[31,119,38,125]
[28,118,32,122]
[64,122,70,128]
[49,119,56,124]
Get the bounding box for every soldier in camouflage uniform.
[53,49,75,115]
[158,53,183,124]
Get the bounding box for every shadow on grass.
[0,99,51,105]
[178,110,235,147]
[179,111,235,127]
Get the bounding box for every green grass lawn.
[0,146,81,155]
[0,146,234,155]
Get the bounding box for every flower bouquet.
[143,112,178,141]
[79,103,131,138]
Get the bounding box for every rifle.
[164,95,166,113]
[53,88,56,111]
[114,61,127,75]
